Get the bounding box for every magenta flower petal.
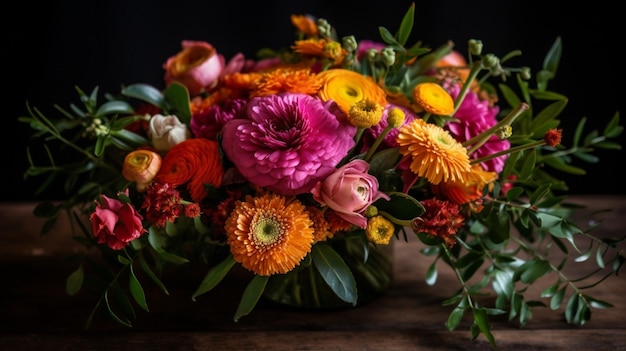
[221,93,357,195]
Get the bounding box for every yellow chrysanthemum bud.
[387,108,406,128]
[348,99,384,128]
[366,215,395,245]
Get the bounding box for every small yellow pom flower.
[348,99,384,128]
[387,108,406,128]
[366,215,395,245]
[412,82,454,116]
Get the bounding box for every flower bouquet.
[20,3,624,349]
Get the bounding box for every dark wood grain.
[1,196,625,350]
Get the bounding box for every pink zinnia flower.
[191,98,246,140]
[221,92,357,196]
[445,84,509,173]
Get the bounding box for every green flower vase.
[263,235,394,309]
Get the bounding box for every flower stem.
[464,102,529,155]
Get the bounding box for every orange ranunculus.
[155,139,223,202]
[122,149,162,192]
[317,68,387,116]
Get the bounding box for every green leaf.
[375,191,425,223]
[311,243,358,305]
[122,84,165,108]
[425,261,438,286]
[164,83,192,125]
[543,37,562,76]
[95,100,134,117]
[129,265,149,312]
[514,260,551,284]
[233,275,268,322]
[66,264,84,296]
[192,255,236,301]
[395,2,414,46]
[139,254,169,295]
[104,290,133,327]
[445,306,465,331]
[154,248,189,265]
[473,308,498,348]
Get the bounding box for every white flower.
[148,114,190,151]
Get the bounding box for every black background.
[3,0,624,202]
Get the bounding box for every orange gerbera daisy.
[225,193,314,276]
[250,68,323,97]
[412,82,454,116]
[317,68,387,116]
[396,119,470,185]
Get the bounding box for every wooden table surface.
[1,195,625,351]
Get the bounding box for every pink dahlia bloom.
[221,93,357,196]
[191,98,246,140]
[445,84,509,173]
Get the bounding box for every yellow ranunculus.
[317,69,387,116]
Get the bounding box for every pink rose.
[90,191,146,250]
[163,40,225,96]
[311,160,390,228]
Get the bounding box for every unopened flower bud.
[520,67,531,80]
[365,205,379,218]
[342,35,358,53]
[481,54,499,69]
[316,18,331,37]
[366,48,378,62]
[468,39,483,55]
[381,47,396,66]
[495,125,512,139]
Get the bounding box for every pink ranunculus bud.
[311,159,390,228]
[163,40,225,96]
[148,114,190,151]
[90,191,146,250]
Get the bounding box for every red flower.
[412,198,465,247]
[90,191,146,250]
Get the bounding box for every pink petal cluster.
[163,40,225,96]
[90,191,146,250]
[191,98,247,140]
[311,160,390,228]
[221,93,356,196]
[445,84,509,173]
